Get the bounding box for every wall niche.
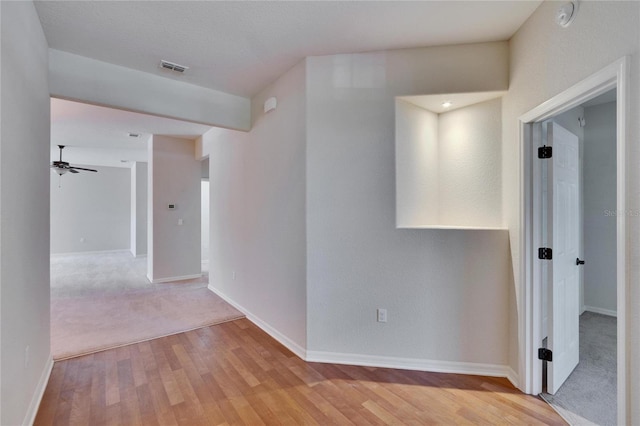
[395,91,506,229]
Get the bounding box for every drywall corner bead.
[264,97,277,113]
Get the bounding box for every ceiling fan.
[51,145,97,175]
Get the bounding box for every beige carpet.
[541,312,617,426]
[51,252,244,360]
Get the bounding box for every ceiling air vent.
[160,60,189,73]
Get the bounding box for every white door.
[547,121,580,394]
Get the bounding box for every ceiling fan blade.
[68,168,80,174]
[70,167,97,172]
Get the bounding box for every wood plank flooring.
[35,319,565,425]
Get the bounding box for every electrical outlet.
[24,345,30,368]
[232,271,236,280]
[377,308,387,323]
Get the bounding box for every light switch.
[178,219,184,225]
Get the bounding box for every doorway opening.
[519,58,628,424]
[537,92,617,424]
[201,157,210,279]
[48,99,239,360]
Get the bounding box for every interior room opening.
[201,157,210,279]
[536,89,618,425]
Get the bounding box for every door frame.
[518,57,628,423]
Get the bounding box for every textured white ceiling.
[43,1,541,168]
[35,1,542,98]
[51,98,211,168]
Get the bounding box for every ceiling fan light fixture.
[50,145,98,175]
[52,167,68,176]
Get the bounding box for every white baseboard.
[23,355,54,426]
[305,350,513,381]
[207,285,516,387]
[207,284,307,359]
[584,305,617,317]
[148,273,202,284]
[505,366,519,389]
[50,249,131,257]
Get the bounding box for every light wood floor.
[35,319,565,425]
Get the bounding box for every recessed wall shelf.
[395,91,506,229]
[397,225,507,231]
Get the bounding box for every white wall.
[395,100,439,227]
[147,135,201,282]
[49,49,251,131]
[583,101,617,314]
[306,44,512,368]
[505,1,639,420]
[205,59,307,353]
[438,98,502,227]
[0,2,52,424]
[201,180,209,262]
[130,162,147,256]
[51,165,130,254]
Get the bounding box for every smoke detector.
[556,1,579,28]
[160,60,189,73]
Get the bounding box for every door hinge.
[538,348,553,362]
[538,145,552,159]
[538,247,552,260]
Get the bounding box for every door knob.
[576,258,585,265]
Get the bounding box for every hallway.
[51,252,243,360]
